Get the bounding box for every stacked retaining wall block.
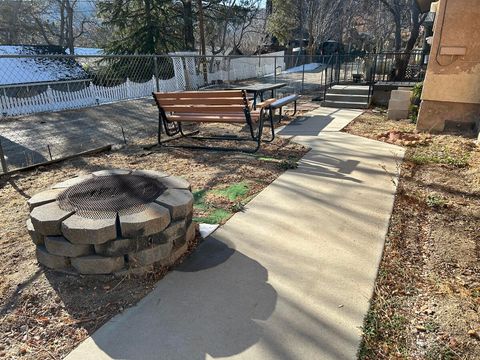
[387,89,412,120]
[27,170,196,276]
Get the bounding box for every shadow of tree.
[63,237,277,360]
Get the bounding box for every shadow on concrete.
[67,237,277,360]
[294,150,362,183]
[278,115,333,136]
[277,108,341,136]
[176,236,235,272]
[0,135,48,170]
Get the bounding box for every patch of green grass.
[425,343,456,360]
[192,185,252,225]
[256,156,278,162]
[255,155,299,170]
[214,182,249,201]
[192,189,210,210]
[193,209,232,224]
[408,148,470,168]
[426,193,446,208]
[424,320,440,333]
[361,307,380,340]
[471,288,480,298]
[278,159,298,170]
[359,303,408,359]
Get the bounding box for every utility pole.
[196,0,207,81]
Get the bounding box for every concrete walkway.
[66,107,404,360]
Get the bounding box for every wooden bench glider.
[152,90,276,152]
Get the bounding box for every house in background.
[415,0,480,133]
[0,45,90,97]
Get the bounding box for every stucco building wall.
[417,0,480,131]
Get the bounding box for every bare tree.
[0,0,47,44]
[377,0,426,51]
[203,0,260,56]
[304,0,345,55]
[28,0,95,53]
[377,0,426,79]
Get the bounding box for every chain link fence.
[0,51,339,174]
[0,50,424,174]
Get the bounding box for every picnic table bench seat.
[267,94,301,123]
[152,90,276,152]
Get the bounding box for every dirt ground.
[344,110,480,359]
[0,114,309,359]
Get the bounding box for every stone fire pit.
[26,169,195,275]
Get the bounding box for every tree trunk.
[65,0,74,54]
[59,0,66,48]
[196,0,207,81]
[266,0,272,15]
[395,0,422,80]
[183,0,195,51]
[264,0,274,47]
[393,15,402,51]
[7,0,22,43]
[143,0,155,53]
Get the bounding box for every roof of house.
[0,45,90,86]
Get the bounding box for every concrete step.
[328,85,370,95]
[322,100,369,109]
[325,93,369,102]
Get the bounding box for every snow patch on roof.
[66,47,104,56]
[0,46,90,86]
[284,63,326,74]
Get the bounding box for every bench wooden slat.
[168,111,260,122]
[167,116,245,123]
[156,97,246,106]
[162,105,246,113]
[256,98,276,108]
[153,90,244,99]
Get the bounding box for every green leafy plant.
[426,193,446,208]
[409,82,423,123]
[230,202,245,212]
[409,104,419,124]
[278,159,298,170]
[412,82,423,100]
[214,182,249,201]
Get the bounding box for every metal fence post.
[0,138,8,174]
[301,59,305,93]
[274,56,277,84]
[153,55,160,92]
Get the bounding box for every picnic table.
[233,82,287,109]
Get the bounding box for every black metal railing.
[319,50,427,101]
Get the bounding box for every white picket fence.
[0,76,179,117]
[0,52,286,117]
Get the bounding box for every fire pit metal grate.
[58,174,166,219]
